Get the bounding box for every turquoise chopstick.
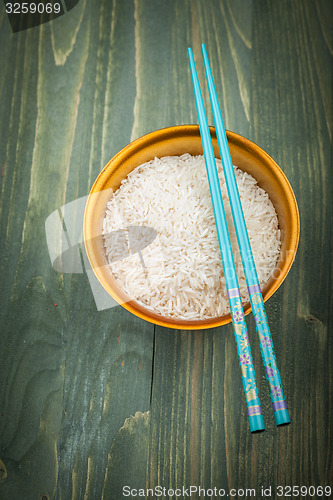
[188,48,265,433]
[201,43,290,426]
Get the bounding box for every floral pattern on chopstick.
[229,294,262,412]
[250,290,286,409]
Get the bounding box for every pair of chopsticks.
[188,44,290,432]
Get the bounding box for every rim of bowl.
[83,125,300,330]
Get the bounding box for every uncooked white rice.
[102,154,281,320]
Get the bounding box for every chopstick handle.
[201,43,290,425]
[228,289,264,431]
[248,286,290,425]
[188,48,264,432]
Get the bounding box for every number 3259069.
[6,3,61,14]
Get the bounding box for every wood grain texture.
[0,0,332,499]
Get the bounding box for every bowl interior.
[83,125,299,330]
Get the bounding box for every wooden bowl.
[83,125,300,330]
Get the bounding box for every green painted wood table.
[0,1,332,499]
